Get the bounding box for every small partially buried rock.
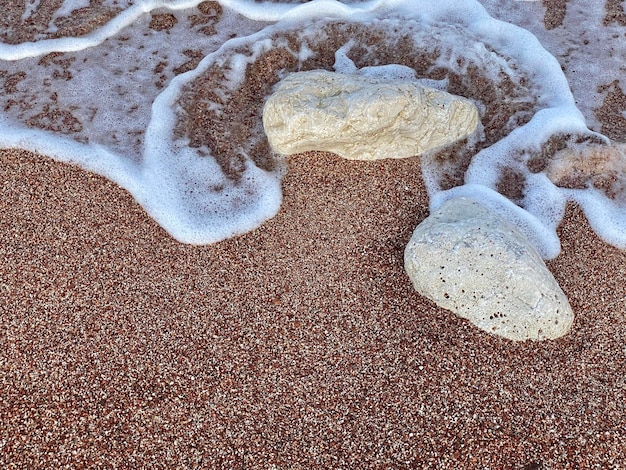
[263,70,479,161]
[404,197,573,341]
[546,141,626,201]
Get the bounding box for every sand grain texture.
[2,148,626,468]
[2,1,626,468]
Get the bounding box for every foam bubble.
[1,0,626,253]
[479,0,626,134]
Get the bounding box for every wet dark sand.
[2,0,626,467]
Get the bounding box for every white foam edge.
[3,0,619,249]
[222,0,389,22]
[430,184,562,259]
[0,115,143,196]
[399,0,598,259]
[141,32,284,244]
[0,97,282,246]
[565,188,626,250]
[460,114,608,256]
[0,0,202,60]
[138,144,283,244]
[261,0,493,27]
[382,0,489,24]
[465,108,594,189]
[0,0,388,61]
[520,171,566,239]
[0,27,287,244]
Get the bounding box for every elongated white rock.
[263,70,479,161]
[404,197,574,341]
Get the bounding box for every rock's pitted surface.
[263,70,479,161]
[404,197,574,341]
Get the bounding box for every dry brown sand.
[2,147,626,468]
[2,1,626,468]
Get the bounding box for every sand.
[2,1,626,468]
[3,147,626,468]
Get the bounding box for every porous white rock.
[263,70,479,161]
[404,197,573,341]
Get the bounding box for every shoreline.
[2,146,626,466]
[3,0,626,466]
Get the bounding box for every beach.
[2,0,626,467]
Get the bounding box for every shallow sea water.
[1,0,625,256]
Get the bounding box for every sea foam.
[1,0,625,256]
